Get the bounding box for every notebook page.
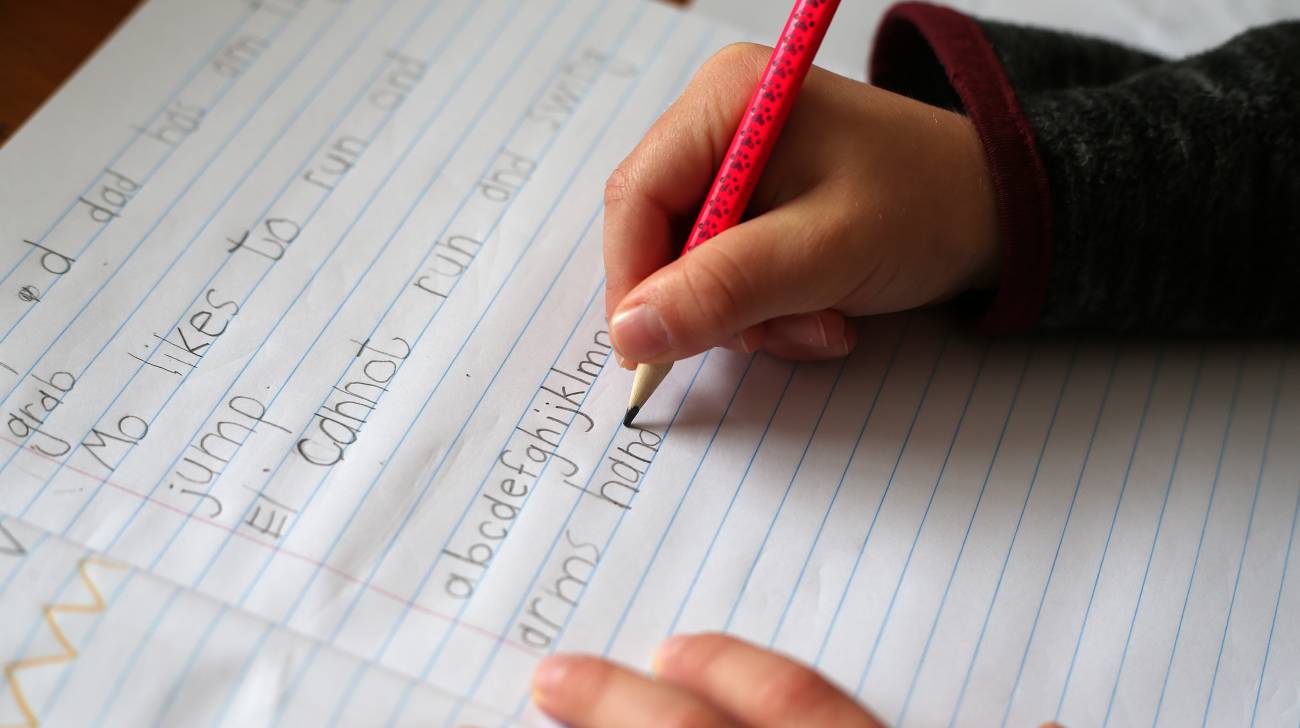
[0,516,484,727]
[1,0,1297,726]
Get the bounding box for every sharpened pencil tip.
[622,406,640,428]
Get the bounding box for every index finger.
[602,42,769,324]
[653,633,885,728]
[531,654,738,728]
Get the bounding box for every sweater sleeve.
[870,3,1300,335]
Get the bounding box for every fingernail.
[784,314,829,349]
[610,303,669,361]
[840,321,858,355]
[724,335,751,353]
[653,634,689,674]
[533,655,575,699]
[814,315,830,349]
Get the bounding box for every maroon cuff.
[870,2,1052,333]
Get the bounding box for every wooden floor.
[0,0,692,145]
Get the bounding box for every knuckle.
[658,703,722,728]
[566,657,615,695]
[604,164,632,208]
[753,663,836,719]
[695,43,769,112]
[665,633,730,675]
[535,657,617,717]
[680,249,751,338]
[703,42,770,76]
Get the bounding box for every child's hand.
[604,44,999,366]
[530,632,886,728]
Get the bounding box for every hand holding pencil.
[606,5,1000,423]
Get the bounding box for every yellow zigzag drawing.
[3,557,126,728]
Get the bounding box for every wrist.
[872,2,1054,332]
[943,112,1002,293]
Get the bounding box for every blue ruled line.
[2,558,98,724]
[502,351,714,726]
[0,5,259,295]
[447,356,717,727]
[600,355,759,657]
[432,358,630,726]
[377,273,608,727]
[815,328,952,668]
[721,356,852,634]
[1249,450,1300,727]
[947,346,1080,727]
[347,14,706,680]
[1054,347,1166,719]
[999,350,1121,728]
[1150,352,1246,727]
[21,19,496,712]
[383,27,722,676]
[37,570,140,722]
[0,527,51,594]
[2,549,133,725]
[1,0,346,482]
[767,315,912,648]
[0,2,307,386]
[666,364,799,637]
[280,269,604,728]
[897,345,1034,728]
[326,227,606,727]
[175,0,595,611]
[174,0,570,563]
[40,0,424,534]
[1101,350,1205,727]
[224,0,640,633]
[4,554,85,682]
[151,604,230,728]
[92,585,184,725]
[857,344,992,697]
[92,0,500,560]
[398,18,688,700]
[207,622,276,728]
[245,14,668,713]
[1201,358,1285,727]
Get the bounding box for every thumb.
[609,204,845,363]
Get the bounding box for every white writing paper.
[0,0,1297,725]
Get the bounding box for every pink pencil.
[625,0,843,426]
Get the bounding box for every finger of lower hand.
[653,633,884,728]
[532,654,738,728]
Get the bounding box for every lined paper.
[0,516,492,727]
[0,0,1297,725]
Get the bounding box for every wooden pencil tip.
[626,362,673,428]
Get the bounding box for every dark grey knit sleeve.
[1006,22,1300,333]
[978,22,1166,94]
[872,4,1300,334]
